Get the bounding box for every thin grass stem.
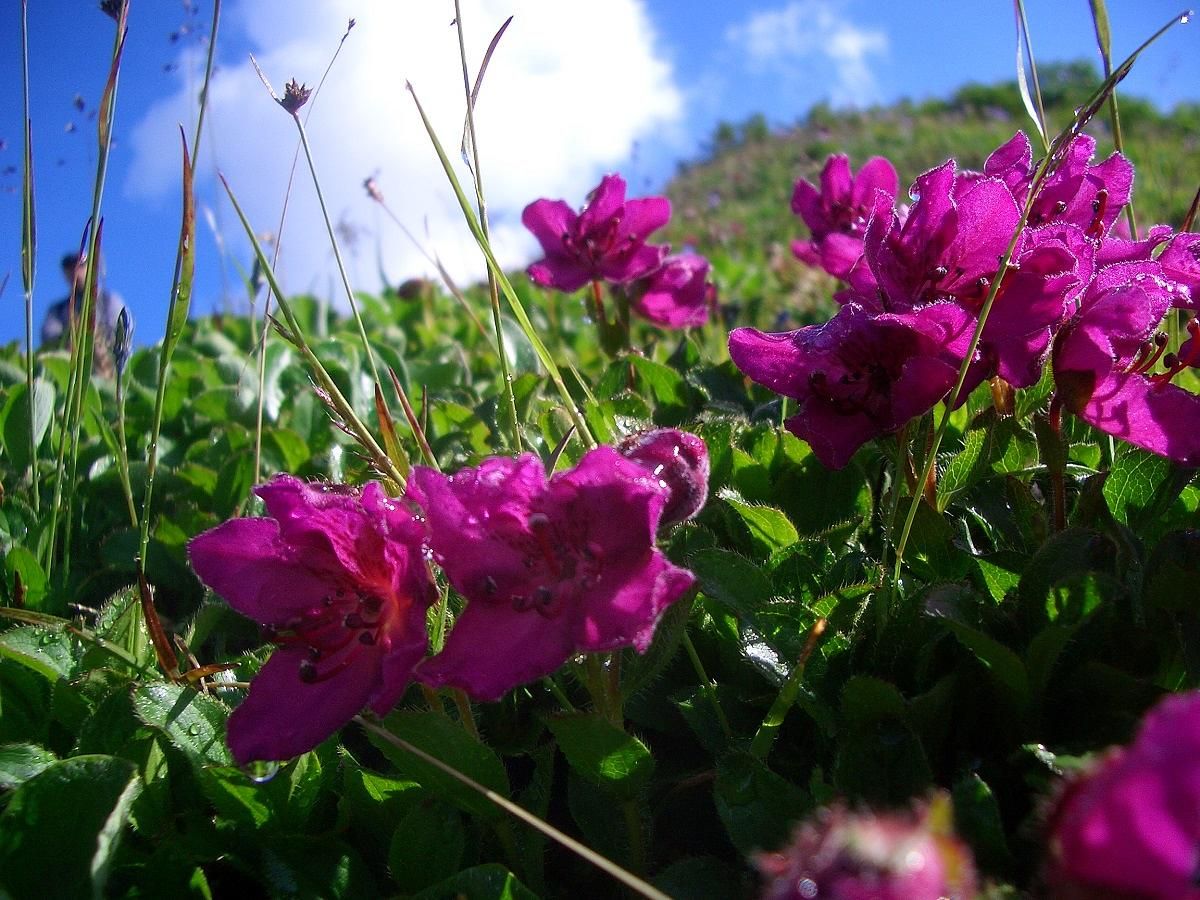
[453,1,522,452]
[406,83,596,448]
[356,716,671,900]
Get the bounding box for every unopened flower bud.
[756,794,977,900]
[113,307,133,377]
[618,428,709,527]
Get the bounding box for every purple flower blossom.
[1046,691,1200,899]
[407,449,694,702]
[849,161,1021,313]
[188,476,436,764]
[617,428,710,527]
[1053,263,1200,465]
[756,795,977,900]
[729,302,975,469]
[522,174,670,293]
[984,131,1134,236]
[630,253,712,328]
[792,154,899,280]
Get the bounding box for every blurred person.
[40,251,127,375]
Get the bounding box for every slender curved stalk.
[453,1,521,452]
[50,5,128,580]
[407,83,595,448]
[751,618,826,760]
[289,114,380,385]
[682,630,732,740]
[138,0,221,573]
[222,177,405,488]
[356,716,670,900]
[253,21,355,486]
[19,1,38,515]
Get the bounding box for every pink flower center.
[267,590,393,683]
[561,215,636,269]
[480,511,603,619]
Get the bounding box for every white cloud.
[725,1,887,107]
[125,0,682,300]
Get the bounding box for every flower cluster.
[736,133,1200,468]
[523,173,714,328]
[1045,690,1200,899]
[188,430,707,763]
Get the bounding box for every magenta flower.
[985,131,1133,236]
[407,449,694,701]
[1047,691,1200,899]
[617,428,710,527]
[850,161,1021,312]
[791,154,899,280]
[188,475,435,764]
[976,223,1093,389]
[756,795,977,900]
[630,253,712,328]
[522,174,670,293]
[1053,263,1200,465]
[729,302,975,469]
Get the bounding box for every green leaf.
[545,712,655,799]
[388,800,466,893]
[0,625,80,681]
[934,616,1030,712]
[714,751,806,855]
[628,355,693,423]
[953,773,1014,873]
[720,490,799,556]
[834,677,932,804]
[690,548,774,618]
[1103,445,1171,524]
[1,377,55,471]
[84,586,156,673]
[938,428,987,511]
[411,864,538,900]
[0,742,58,789]
[3,545,47,610]
[370,710,510,821]
[0,755,142,900]
[132,682,234,767]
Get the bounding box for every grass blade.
[1013,0,1050,151]
[20,1,38,515]
[356,716,670,900]
[1089,0,1138,238]
[406,82,595,448]
[454,3,522,452]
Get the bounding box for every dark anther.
[299,660,319,683]
[343,613,365,629]
[535,586,554,607]
[358,631,376,646]
[360,596,382,614]
[483,575,498,595]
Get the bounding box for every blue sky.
[1,0,1197,348]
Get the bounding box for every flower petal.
[521,199,577,255]
[227,644,378,764]
[188,517,335,624]
[417,599,579,702]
